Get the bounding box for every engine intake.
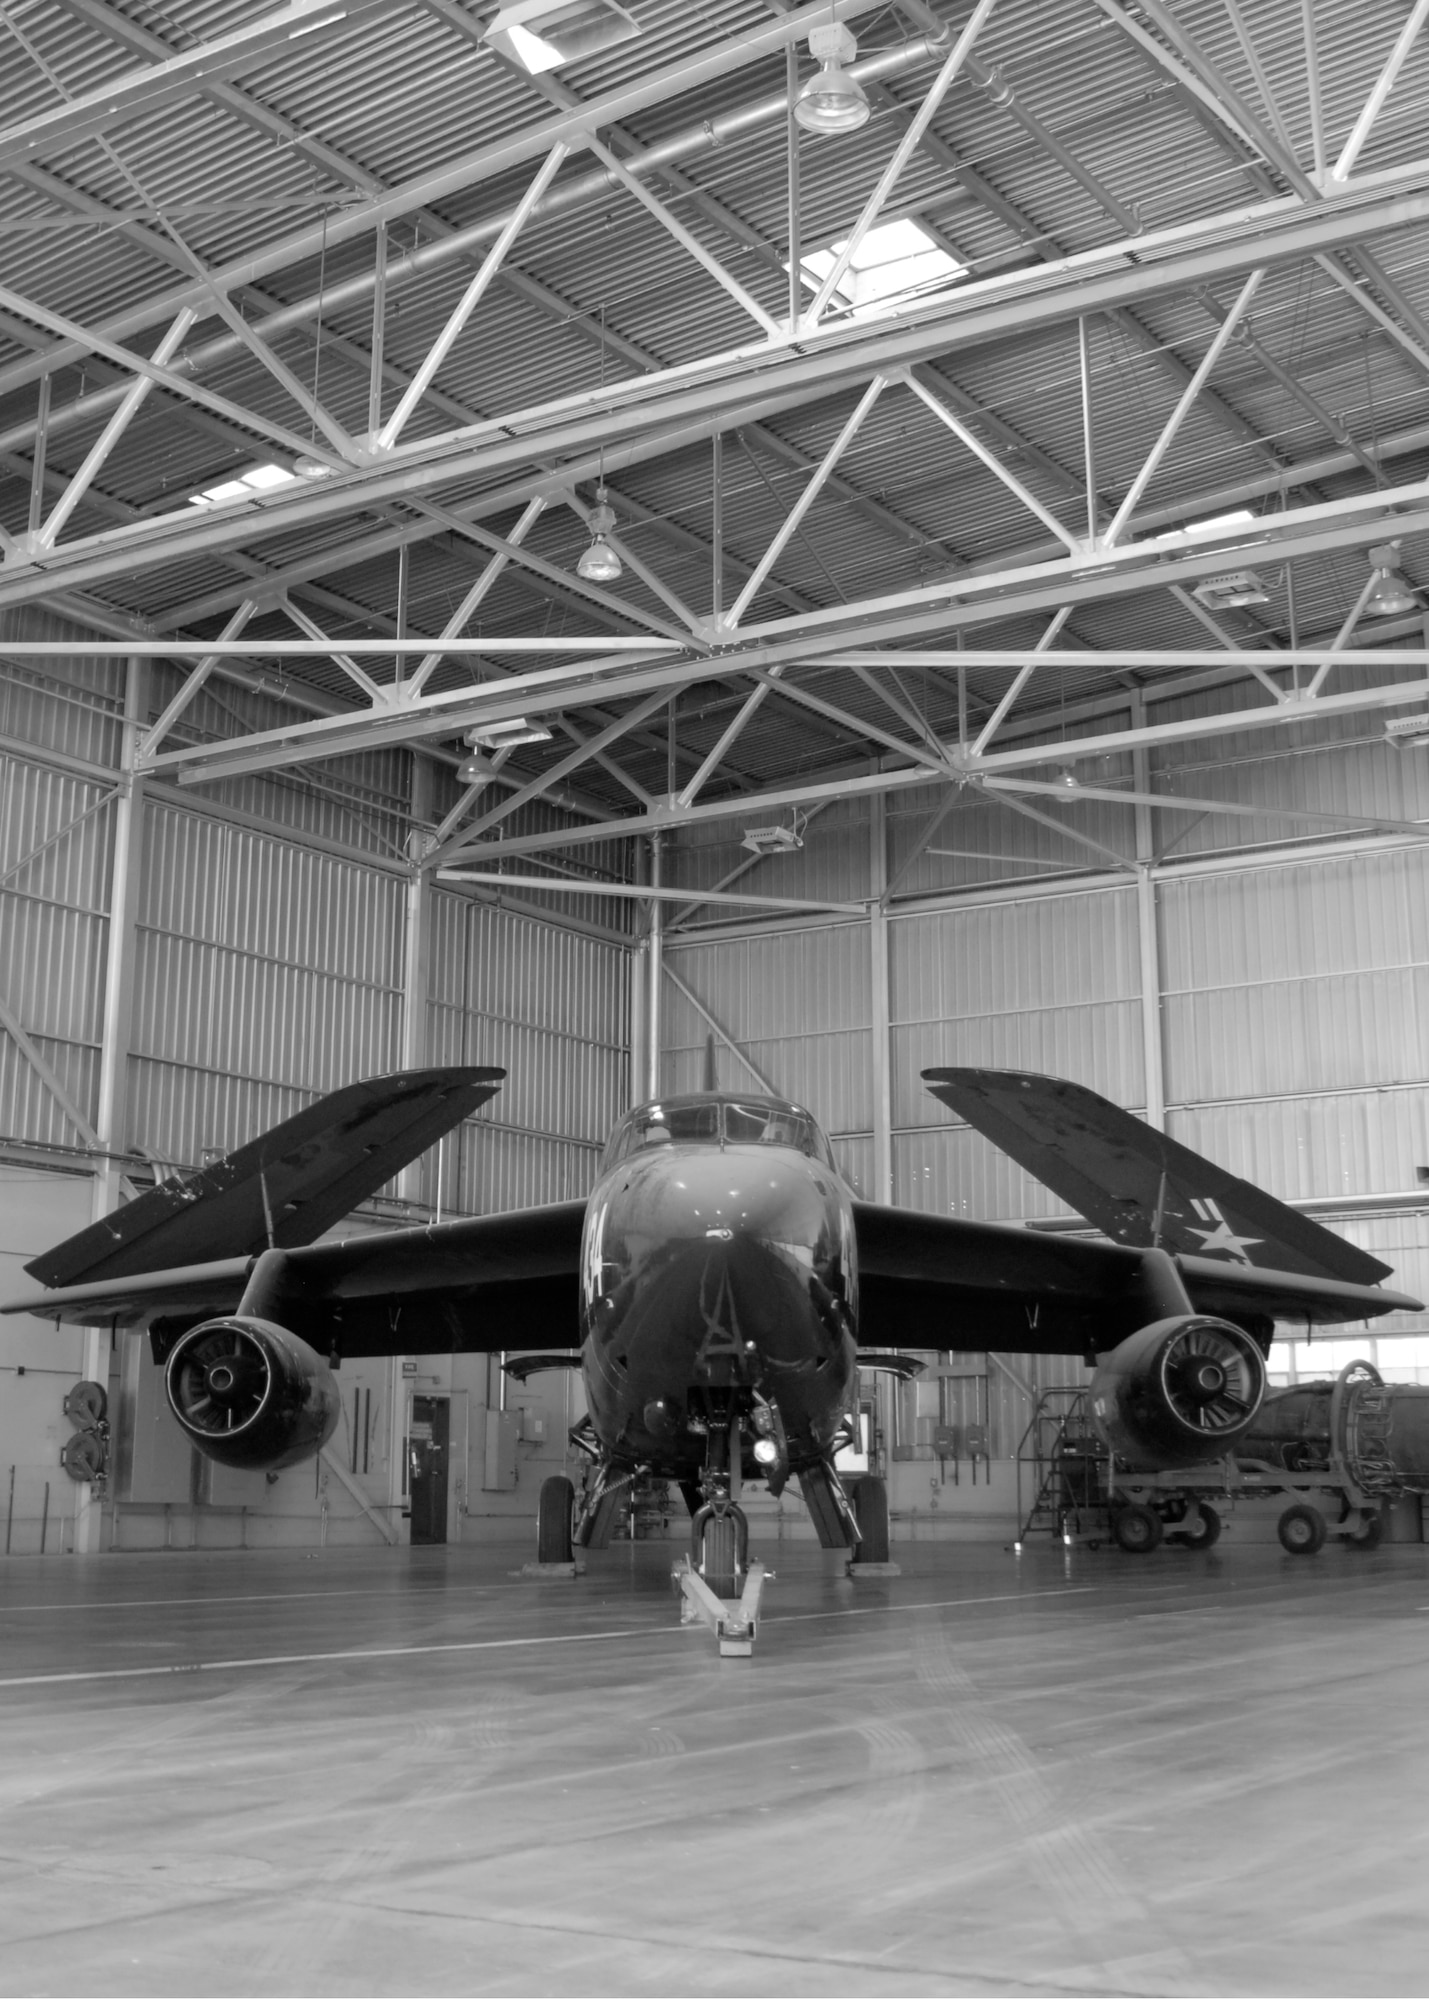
[1090,1315,1266,1470]
[165,1316,339,1472]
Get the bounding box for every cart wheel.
[1277,1503,1327,1555]
[1172,1503,1222,1550]
[1347,1508,1384,1550]
[1087,1540,1101,1552]
[1113,1503,1163,1554]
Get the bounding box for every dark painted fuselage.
[578,1095,859,1479]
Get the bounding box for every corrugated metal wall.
[1,617,629,1214]
[427,888,627,1212]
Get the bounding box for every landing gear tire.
[851,1475,891,1563]
[1113,1503,1164,1554]
[1278,1503,1327,1555]
[537,1476,575,1564]
[1171,1502,1222,1550]
[1347,1508,1384,1550]
[700,1511,740,1599]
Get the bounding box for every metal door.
[408,1395,450,1544]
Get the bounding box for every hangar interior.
[4,0,1429,1564]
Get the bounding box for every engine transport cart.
[1016,1363,1423,1555]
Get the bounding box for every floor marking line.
[0,1587,1094,1688]
[0,1584,514,1614]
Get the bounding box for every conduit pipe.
[0,35,944,452]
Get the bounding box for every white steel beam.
[581,133,782,340]
[8,163,1429,610]
[437,872,866,915]
[35,310,195,549]
[807,0,998,325]
[904,372,1083,553]
[0,1,389,171]
[279,600,392,707]
[1102,269,1265,545]
[969,607,1072,755]
[0,280,336,470]
[406,498,545,697]
[138,599,258,757]
[438,666,1429,862]
[437,688,673,856]
[727,375,888,626]
[1331,0,1429,182]
[375,146,570,450]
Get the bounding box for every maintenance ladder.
[1015,1389,1112,1545]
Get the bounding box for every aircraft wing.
[922,1066,1393,1285]
[26,1065,505,1288]
[5,1200,589,1354]
[850,1203,1419,1353]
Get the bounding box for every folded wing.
[923,1066,1392,1286]
[27,1066,505,1288]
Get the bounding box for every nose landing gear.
[673,1411,769,1655]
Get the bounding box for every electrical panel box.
[931,1424,959,1458]
[482,1409,520,1489]
[517,1408,547,1444]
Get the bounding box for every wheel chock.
[673,1558,769,1655]
[846,1559,901,1577]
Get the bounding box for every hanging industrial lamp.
[1364,542,1417,616]
[577,485,622,582]
[794,23,871,134]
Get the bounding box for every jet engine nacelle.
[1090,1314,1267,1470]
[165,1316,340,1472]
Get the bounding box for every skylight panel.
[798,218,965,318]
[188,463,298,508]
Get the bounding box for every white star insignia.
[1187,1218,1262,1264]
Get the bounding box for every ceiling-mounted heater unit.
[1192,571,1269,611]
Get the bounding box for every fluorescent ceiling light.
[795,218,964,319]
[465,718,553,749]
[1152,507,1256,543]
[187,462,299,507]
[483,0,639,74]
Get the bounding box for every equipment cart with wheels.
[1017,1362,1427,1554]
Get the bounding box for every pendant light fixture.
[574,301,623,582]
[1364,541,1417,616]
[794,22,871,134]
[577,486,622,581]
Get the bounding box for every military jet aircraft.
[4,1062,1418,1603]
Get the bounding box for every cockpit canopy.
[602,1095,836,1171]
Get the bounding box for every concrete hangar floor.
[0,1538,1426,2000]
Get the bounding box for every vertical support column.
[368,220,388,442]
[711,431,724,624]
[400,752,434,1204]
[869,795,893,1204]
[786,44,802,331]
[1077,317,1097,546]
[84,652,149,1553]
[28,374,50,540]
[646,834,663,1101]
[1130,695,1166,1132]
[628,838,647,1109]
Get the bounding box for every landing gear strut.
[673,1409,768,1655]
